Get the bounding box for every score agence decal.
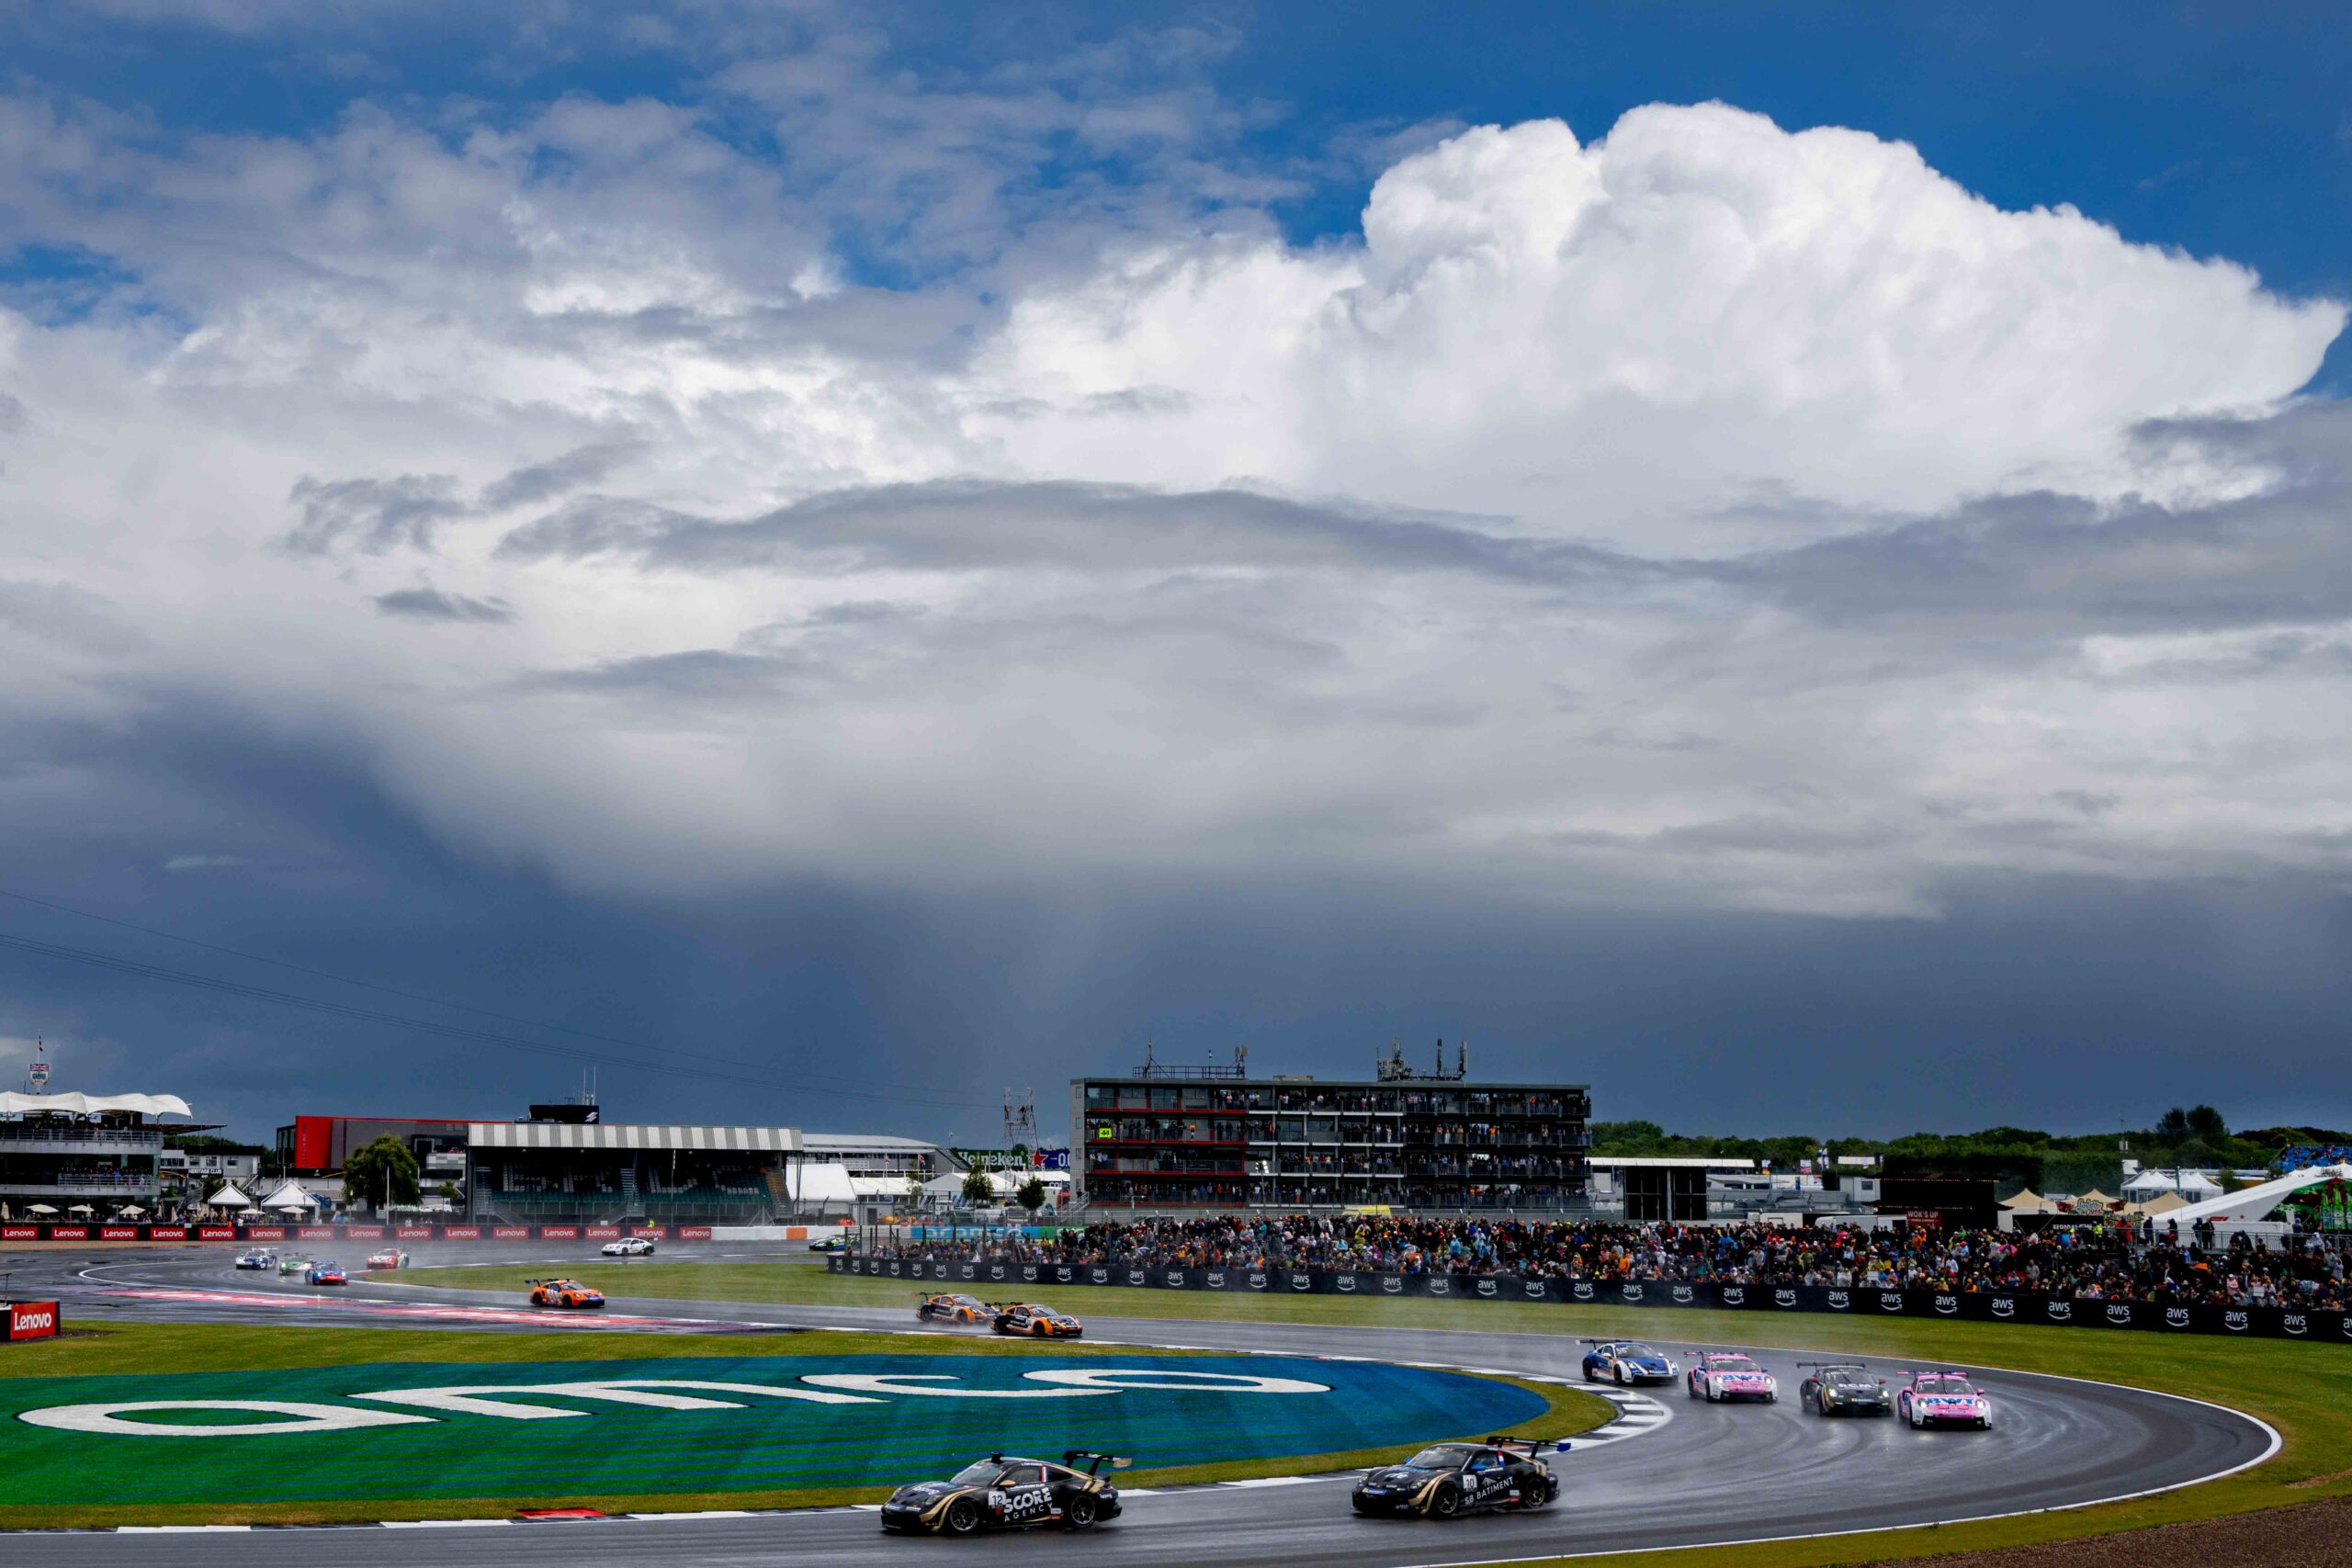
[16,1368,1333,1437]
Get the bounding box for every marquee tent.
[206,1180,254,1210]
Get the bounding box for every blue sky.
[1,1,2348,1145]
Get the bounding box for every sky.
[2,1,2350,1148]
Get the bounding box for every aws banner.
[832,1256,2349,1344]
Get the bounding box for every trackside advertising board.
[6,1302,60,1342]
[835,1256,2352,1344]
[0,1223,827,1242]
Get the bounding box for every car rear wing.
[1795,1360,1871,1371]
[1062,1451,1133,1477]
[1482,1435,1557,1457]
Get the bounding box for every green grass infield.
[0,1322,1608,1529]
[392,1260,2352,1564]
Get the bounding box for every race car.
[878,1450,1128,1535]
[1896,1371,1993,1429]
[366,1248,409,1270]
[991,1302,1083,1338]
[807,1233,849,1252]
[1686,1351,1778,1403]
[1580,1339,1677,1385]
[1798,1361,1893,1417]
[234,1248,275,1270]
[1351,1437,1563,1518]
[601,1236,656,1257]
[527,1277,606,1309]
[277,1253,313,1277]
[917,1292,990,1324]
[303,1260,348,1286]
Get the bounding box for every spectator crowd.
[881,1212,2352,1311]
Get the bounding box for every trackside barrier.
[833,1255,2352,1345]
[5,1301,61,1341]
[0,1224,819,1243]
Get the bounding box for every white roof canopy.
[258,1180,320,1211]
[207,1180,254,1209]
[0,1091,192,1118]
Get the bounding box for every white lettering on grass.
[1023,1369,1333,1394]
[18,1400,436,1438]
[350,1380,882,1420]
[797,1373,1116,1399]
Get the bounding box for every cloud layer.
[0,25,2346,931]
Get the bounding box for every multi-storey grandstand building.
[0,1090,198,1219]
[1071,1044,1590,1211]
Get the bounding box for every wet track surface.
[0,1245,2279,1566]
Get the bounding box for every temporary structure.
[206,1179,254,1210]
[2123,1191,2188,1217]
[65,1203,94,1215]
[115,1204,145,1218]
[1999,1188,2055,1213]
[256,1179,321,1213]
[2075,1190,2117,1208]
[26,1203,58,1215]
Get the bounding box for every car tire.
[1615,1365,1629,1386]
[1063,1494,1098,1530]
[1583,1363,1598,1382]
[944,1497,982,1535]
[1430,1484,1460,1519]
[1518,1478,1553,1512]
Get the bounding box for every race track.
[0,1245,2279,1567]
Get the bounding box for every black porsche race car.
[879,1450,1129,1535]
[1797,1361,1894,1417]
[1351,1437,1563,1518]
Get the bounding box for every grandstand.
[466,1121,802,1226]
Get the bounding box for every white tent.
[2125,1168,2226,1200]
[257,1180,320,1212]
[206,1179,254,1210]
[785,1162,858,1204]
[0,1091,191,1118]
[26,1203,58,1215]
[2153,1162,2352,1231]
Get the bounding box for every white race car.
[234,1248,276,1270]
[1686,1352,1778,1403]
[601,1236,656,1257]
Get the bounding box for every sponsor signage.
[677,1227,714,1241]
[823,1256,2351,1342]
[150,1225,187,1240]
[630,1227,668,1239]
[345,1226,384,1240]
[539,1226,579,1240]
[300,1226,336,1240]
[99,1226,138,1240]
[0,1226,37,1241]
[492,1227,530,1240]
[396,1226,433,1240]
[584,1225,621,1239]
[6,1301,61,1342]
[246,1227,286,1240]
[46,1226,85,1240]
[441,1226,481,1240]
[198,1225,236,1240]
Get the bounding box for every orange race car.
[991,1302,1084,1338]
[527,1277,606,1309]
[917,1292,991,1324]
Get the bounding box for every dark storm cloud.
[494,478,1651,582]
[280,473,469,556]
[372,586,515,624]
[1726,403,2352,639]
[477,441,647,513]
[0,577,144,654]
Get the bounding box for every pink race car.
[1686,1351,1779,1404]
[1896,1371,1993,1429]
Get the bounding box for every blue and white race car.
[1579,1339,1678,1385]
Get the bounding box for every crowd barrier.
[833,1254,2351,1344]
[0,1223,837,1243]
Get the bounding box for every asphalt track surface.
[1,1244,2280,1567]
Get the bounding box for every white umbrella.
[27,1203,58,1215]
[66,1203,94,1215]
[115,1204,145,1218]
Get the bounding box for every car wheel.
[1582,1363,1598,1383]
[1518,1478,1552,1512]
[944,1497,982,1535]
[1429,1483,1460,1519]
[1687,1379,1702,1400]
[1615,1365,1629,1386]
[1063,1493,1098,1530]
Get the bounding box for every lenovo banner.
[46,1227,85,1240]
[677,1226,713,1241]
[396,1226,434,1240]
[538,1226,579,1240]
[5,1302,60,1342]
[345,1226,384,1240]
[0,1226,36,1242]
[300,1226,336,1240]
[149,1226,187,1240]
[492,1226,530,1239]
[584,1225,621,1239]
[99,1226,139,1240]
[198,1225,236,1240]
[441,1226,481,1240]
[831,1256,2352,1344]
[246,1227,286,1240]
[630,1227,669,1239]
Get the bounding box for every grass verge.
[395,1260,2352,1564]
[0,1321,1607,1529]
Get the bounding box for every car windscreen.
[1825,1370,1873,1387]
[1918,1377,1973,1395]
[1712,1357,1759,1372]
[1401,1446,1471,1470]
[949,1462,999,1485]
[1619,1344,1659,1359]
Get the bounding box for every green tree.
[961,1168,995,1205]
[435,1181,459,1204]
[343,1136,421,1212]
[1015,1176,1047,1214]
[2185,1105,2229,1142]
